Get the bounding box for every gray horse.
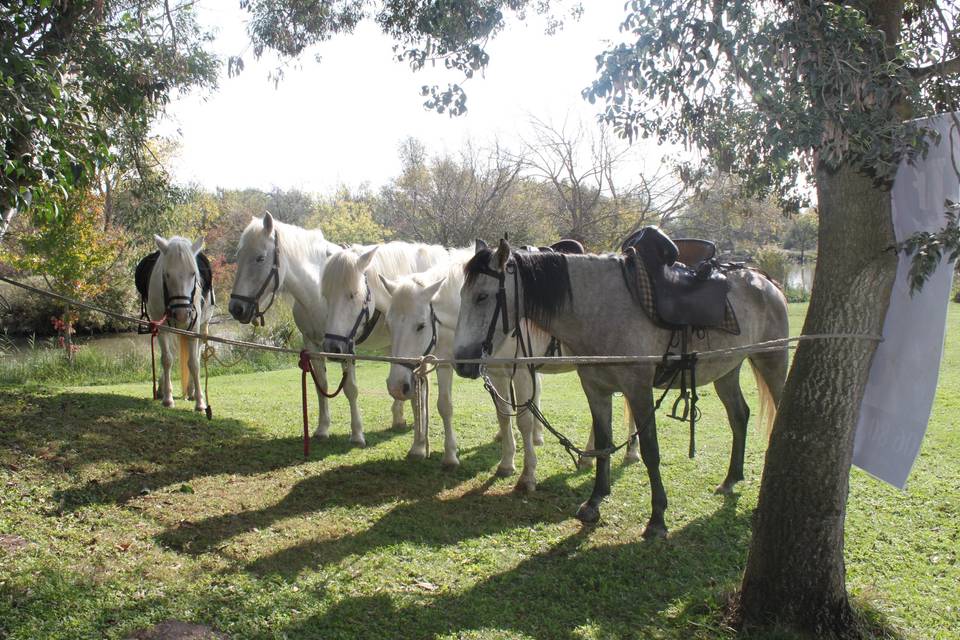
[452,239,788,538]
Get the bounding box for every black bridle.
[476,263,511,357]
[323,276,381,354]
[162,272,201,331]
[230,230,280,326]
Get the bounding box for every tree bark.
[738,161,897,634]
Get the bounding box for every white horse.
[147,235,215,410]
[228,212,406,445]
[320,241,451,456]
[379,243,639,487]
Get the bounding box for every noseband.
[323,275,382,354]
[163,275,201,331]
[230,230,280,326]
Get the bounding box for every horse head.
[229,211,282,325]
[453,238,513,378]
[321,246,379,354]
[154,235,204,327]
[380,273,446,399]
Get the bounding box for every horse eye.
[477,293,488,302]
[256,255,265,263]
[416,323,426,332]
[349,293,355,300]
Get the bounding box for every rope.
[0,274,884,368]
[411,355,440,458]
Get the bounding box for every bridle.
[475,261,512,357]
[230,230,280,326]
[323,275,381,354]
[163,275,200,331]
[398,304,440,370]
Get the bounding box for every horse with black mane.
[453,236,788,537]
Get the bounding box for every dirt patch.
[125,620,227,640]
[0,534,30,554]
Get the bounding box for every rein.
[472,251,696,466]
[323,275,382,354]
[230,229,280,326]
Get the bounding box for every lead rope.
[411,355,440,458]
[149,313,168,400]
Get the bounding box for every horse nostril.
[402,382,411,396]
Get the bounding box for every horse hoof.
[513,478,536,494]
[575,502,600,524]
[350,437,366,448]
[623,452,641,465]
[162,399,174,408]
[406,449,426,461]
[442,460,460,472]
[194,406,206,413]
[495,465,516,478]
[312,432,330,441]
[714,482,737,495]
[391,421,408,431]
[577,456,594,471]
[642,522,668,539]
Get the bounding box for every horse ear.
[421,277,446,301]
[356,246,379,272]
[262,211,274,233]
[191,237,204,255]
[378,273,397,296]
[495,238,511,271]
[474,238,488,254]
[154,235,169,252]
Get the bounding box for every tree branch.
[909,55,960,81]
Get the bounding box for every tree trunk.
[738,162,897,634]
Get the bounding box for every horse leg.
[188,337,206,412]
[622,399,641,464]
[343,360,365,446]
[305,341,331,439]
[159,333,175,407]
[575,381,613,524]
[625,385,668,539]
[512,371,538,493]
[391,398,407,429]
[436,365,459,469]
[489,370,516,477]
[713,364,750,494]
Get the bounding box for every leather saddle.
[621,227,729,329]
[519,239,586,255]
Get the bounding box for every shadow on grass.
[269,498,754,639]
[0,388,405,509]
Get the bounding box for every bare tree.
[377,138,538,246]
[520,117,690,250]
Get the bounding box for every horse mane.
[238,217,332,271]
[322,241,449,300]
[389,247,473,317]
[465,248,572,324]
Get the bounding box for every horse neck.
[431,250,470,328]
[275,223,333,308]
[367,243,449,312]
[519,255,632,354]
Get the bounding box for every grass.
[0,302,957,639]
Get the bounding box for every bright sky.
[155,1,655,195]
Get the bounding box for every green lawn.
[0,303,957,639]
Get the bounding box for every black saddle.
[621,227,729,329]
[135,251,215,306]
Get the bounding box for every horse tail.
[179,334,191,398]
[748,358,778,440]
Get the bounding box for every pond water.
[2,317,247,359]
[786,262,815,293]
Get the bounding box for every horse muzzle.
[228,298,255,324]
[453,345,482,379]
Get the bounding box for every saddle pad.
[622,254,740,335]
[135,251,215,305]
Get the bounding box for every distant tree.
[783,212,820,264]
[310,187,387,245]
[521,117,690,250]
[668,173,786,255]
[266,188,316,228]
[377,138,538,246]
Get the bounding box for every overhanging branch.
[909,55,960,81]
